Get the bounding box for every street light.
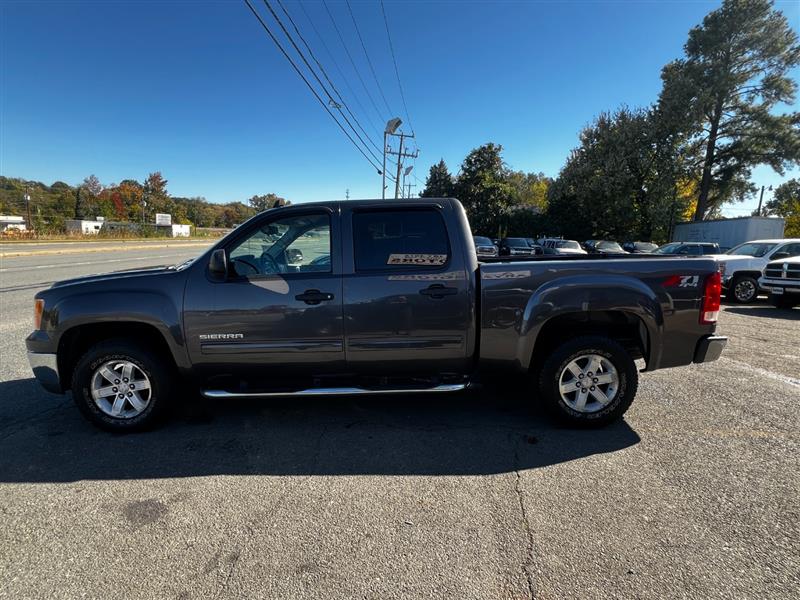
[402,165,413,198]
[383,118,402,199]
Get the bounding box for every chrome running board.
[201,383,469,399]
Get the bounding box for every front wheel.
[729,275,759,304]
[538,336,638,427]
[71,339,173,432]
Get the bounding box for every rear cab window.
[352,208,451,271]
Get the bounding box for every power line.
[243,0,386,176]
[322,0,386,126]
[344,0,393,117]
[276,0,383,156]
[380,0,415,137]
[296,0,382,138]
[260,0,383,165]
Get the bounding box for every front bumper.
[758,277,800,295]
[693,335,728,364]
[27,352,62,394]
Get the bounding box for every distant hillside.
[0,175,258,232]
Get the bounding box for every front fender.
[515,274,665,370]
[49,290,190,370]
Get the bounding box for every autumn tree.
[659,0,800,221]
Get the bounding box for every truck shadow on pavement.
[0,378,640,482]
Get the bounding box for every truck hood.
[50,265,174,288]
[768,255,800,266]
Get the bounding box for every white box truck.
[672,216,785,251]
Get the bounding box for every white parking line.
[719,356,800,388]
[0,253,196,273]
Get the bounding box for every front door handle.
[419,284,458,299]
[295,289,334,305]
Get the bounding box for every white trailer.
[672,216,785,250]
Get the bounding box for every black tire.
[769,294,797,309]
[538,336,638,427]
[71,339,174,432]
[729,275,759,304]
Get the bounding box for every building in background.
[65,218,105,235]
[0,215,27,232]
[672,216,785,251]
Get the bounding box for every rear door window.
[353,209,450,271]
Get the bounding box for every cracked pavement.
[1,244,798,599]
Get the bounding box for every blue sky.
[2,0,798,216]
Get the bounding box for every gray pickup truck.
[27,198,727,431]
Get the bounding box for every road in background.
[0,245,798,599]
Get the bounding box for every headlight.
[34,299,44,330]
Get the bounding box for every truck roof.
[260,197,455,213]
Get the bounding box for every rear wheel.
[729,275,759,303]
[71,339,173,431]
[770,294,798,309]
[538,336,638,427]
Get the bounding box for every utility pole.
[756,185,772,217]
[24,186,32,231]
[405,182,416,198]
[386,132,419,200]
[345,188,350,200]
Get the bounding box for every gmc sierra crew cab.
[26,198,727,431]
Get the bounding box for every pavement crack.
[513,443,537,600]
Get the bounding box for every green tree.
[765,178,800,236]
[659,0,800,221]
[420,159,455,198]
[249,193,288,212]
[455,143,514,236]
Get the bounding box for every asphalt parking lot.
[0,242,798,599]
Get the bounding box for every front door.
[184,207,344,389]
[341,204,473,375]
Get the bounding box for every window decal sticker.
[386,253,448,266]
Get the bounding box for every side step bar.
[201,383,469,399]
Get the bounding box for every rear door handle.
[295,289,334,305]
[419,284,458,299]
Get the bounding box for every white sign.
[155,213,172,226]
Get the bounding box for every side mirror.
[208,249,228,280]
[771,251,790,260]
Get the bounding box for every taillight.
[700,272,721,324]
[34,299,44,330]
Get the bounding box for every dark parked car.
[473,235,498,257]
[27,198,726,432]
[654,242,720,256]
[589,240,627,254]
[498,237,536,256]
[623,241,659,253]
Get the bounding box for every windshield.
[597,241,624,252]
[635,242,658,252]
[505,238,528,247]
[726,242,777,257]
[555,240,581,249]
[473,236,492,245]
[654,243,681,254]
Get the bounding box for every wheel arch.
[516,275,664,372]
[57,322,178,392]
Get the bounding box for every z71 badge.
[664,275,699,288]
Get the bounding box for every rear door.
[341,203,473,375]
